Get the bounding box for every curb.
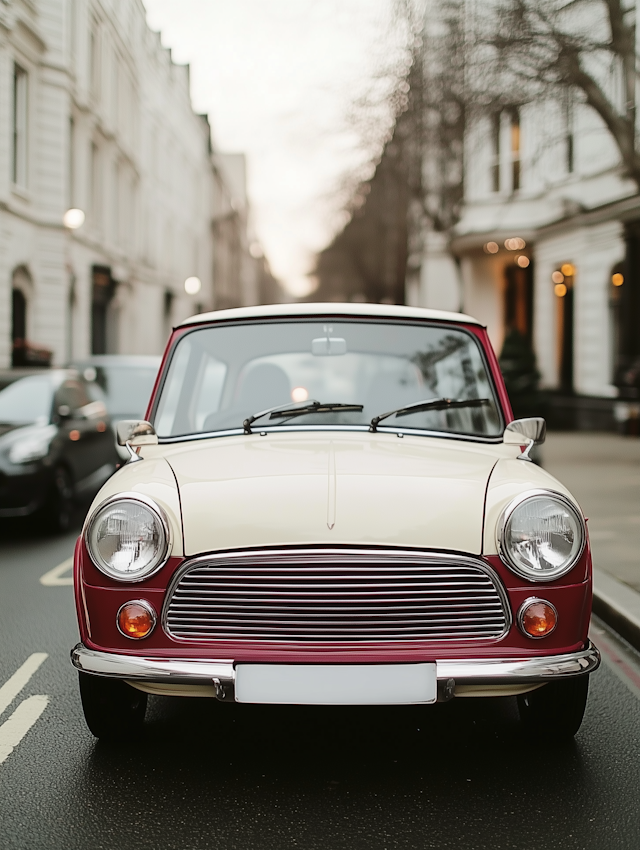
[592,567,640,652]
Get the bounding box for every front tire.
[79,673,147,741]
[517,675,589,740]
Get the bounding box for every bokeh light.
[184,276,202,295]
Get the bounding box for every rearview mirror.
[116,420,158,447]
[311,328,347,356]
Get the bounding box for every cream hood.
[157,432,503,557]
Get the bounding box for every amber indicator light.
[69,430,80,441]
[519,599,557,638]
[117,601,156,639]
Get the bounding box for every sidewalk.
[542,431,640,647]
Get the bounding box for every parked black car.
[0,370,117,531]
[70,356,161,462]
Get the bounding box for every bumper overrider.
[70,641,600,704]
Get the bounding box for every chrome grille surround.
[163,549,511,644]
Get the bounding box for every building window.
[565,100,574,174]
[69,117,75,208]
[490,112,501,193]
[163,290,174,344]
[89,22,101,101]
[12,64,28,187]
[11,289,27,347]
[112,159,120,246]
[566,133,574,174]
[91,266,115,354]
[510,108,521,191]
[90,142,101,227]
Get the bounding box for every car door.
[54,379,113,490]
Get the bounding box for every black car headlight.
[7,424,57,464]
[498,491,585,582]
[85,494,171,582]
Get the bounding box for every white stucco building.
[413,3,640,428]
[0,0,265,369]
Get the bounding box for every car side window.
[56,381,90,414]
[84,378,107,404]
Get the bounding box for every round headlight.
[86,495,170,581]
[498,491,585,581]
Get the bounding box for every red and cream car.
[71,303,599,740]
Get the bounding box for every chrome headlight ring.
[84,492,172,582]
[497,489,586,582]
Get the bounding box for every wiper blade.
[272,402,363,420]
[369,397,490,432]
[243,400,363,433]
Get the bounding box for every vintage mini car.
[71,303,600,741]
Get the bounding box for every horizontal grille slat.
[164,551,508,643]
[173,598,501,615]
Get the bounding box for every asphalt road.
[2,522,640,850]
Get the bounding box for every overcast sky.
[143,0,399,296]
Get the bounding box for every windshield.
[0,376,54,425]
[154,320,502,439]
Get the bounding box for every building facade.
[0,0,265,369]
[212,152,281,310]
[412,2,640,429]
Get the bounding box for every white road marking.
[0,653,48,718]
[40,557,73,586]
[0,696,49,765]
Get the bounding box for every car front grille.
[163,549,509,643]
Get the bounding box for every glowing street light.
[63,208,85,229]
[184,276,202,295]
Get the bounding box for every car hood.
[159,432,502,557]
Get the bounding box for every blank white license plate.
[234,663,437,705]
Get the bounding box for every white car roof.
[177,302,484,328]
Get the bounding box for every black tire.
[44,466,75,533]
[79,672,147,741]
[517,675,589,741]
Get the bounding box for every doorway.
[504,260,533,343]
[91,266,116,354]
[554,264,575,393]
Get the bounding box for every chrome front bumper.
[71,641,600,702]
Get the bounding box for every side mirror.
[116,420,158,447]
[503,417,546,461]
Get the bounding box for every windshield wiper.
[243,400,363,433]
[369,397,491,432]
